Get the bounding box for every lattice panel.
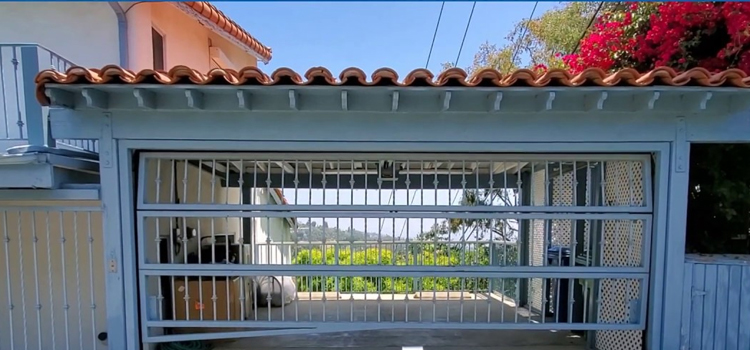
[528,169,547,313]
[596,161,645,350]
[550,171,574,247]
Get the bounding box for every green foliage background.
[292,244,519,298]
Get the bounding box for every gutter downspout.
[108,2,129,68]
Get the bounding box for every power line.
[454,2,478,66]
[425,2,446,69]
[510,1,539,66]
[570,1,605,55]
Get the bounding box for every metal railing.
[0,43,98,154]
[135,153,652,342]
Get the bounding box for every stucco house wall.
[0,2,120,67]
[125,2,258,72]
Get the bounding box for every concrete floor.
[214,329,586,349]
[250,292,547,323]
[208,293,587,349]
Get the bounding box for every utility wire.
[425,2,446,69]
[570,1,605,55]
[510,1,539,66]
[454,2,478,66]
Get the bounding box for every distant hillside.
[295,221,404,242]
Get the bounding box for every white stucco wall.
[252,189,294,265]
[125,2,258,72]
[0,2,120,67]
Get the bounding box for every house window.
[152,28,165,70]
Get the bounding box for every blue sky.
[214,1,560,75]
[212,1,550,237]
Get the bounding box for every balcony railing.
[0,43,98,154]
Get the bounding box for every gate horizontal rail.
[144,320,648,330]
[137,211,652,220]
[137,204,653,213]
[140,265,649,278]
[141,152,652,162]
[144,321,646,344]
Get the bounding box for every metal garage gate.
[134,152,652,344]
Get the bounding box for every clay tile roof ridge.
[35,65,750,105]
[182,1,272,63]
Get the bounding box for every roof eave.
[173,2,271,64]
[42,83,749,116]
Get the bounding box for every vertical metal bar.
[352,161,358,321]
[487,161,494,323]
[432,160,438,323]
[28,212,43,350]
[72,213,84,347]
[503,166,512,322]
[567,164,578,324]
[391,162,398,322]
[224,217,230,320]
[0,47,9,139]
[3,211,16,350]
[292,160,300,322]
[252,161,259,322]
[238,161,248,321]
[57,213,69,350]
[600,161,606,207]
[405,216,410,323]
[514,276,520,323]
[85,212,97,349]
[457,161,465,323]
[12,212,30,350]
[41,219,53,348]
[210,217,217,321]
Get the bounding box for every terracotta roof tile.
[35,65,750,106]
[182,2,272,62]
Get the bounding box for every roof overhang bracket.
[535,91,556,111]
[185,89,204,109]
[133,88,156,109]
[441,91,452,112]
[81,88,109,109]
[237,90,251,109]
[46,89,74,108]
[341,90,348,111]
[584,91,608,111]
[288,90,298,110]
[681,91,714,111]
[490,92,503,112]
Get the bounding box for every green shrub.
[293,244,518,297]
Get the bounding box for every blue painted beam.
[20,46,44,146]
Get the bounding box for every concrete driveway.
[215,329,587,349]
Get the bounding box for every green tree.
[444,2,630,74]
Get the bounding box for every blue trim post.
[98,114,128,350]
[660,117,691,349]
[117,141,140,348]
[19,46,45,146]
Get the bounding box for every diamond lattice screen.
[595,161,645,350]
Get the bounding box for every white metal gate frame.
[129,148,655,344]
